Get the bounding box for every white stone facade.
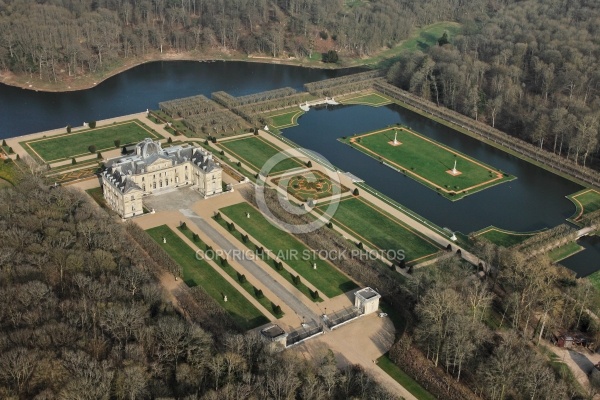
[101,139,222,218]
[354,287,381,315]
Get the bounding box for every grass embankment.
[567,189,600,223]
[22,120,161,163]
[220,202,357,298]
[315,197,439,265]
[343,127,514,200]
[0,160,19,186]
[377,354,437,400]
[146,225,269,330]
[177,226,284,318]
[473,227,539,248]
[548,242,584,263]
[268,109,306,129]
[219,136,305,175]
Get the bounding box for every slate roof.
[102,138,220,193]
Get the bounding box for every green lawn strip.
[177,226,284,318]
[48,159,101,174]
[86,187,108,209]
[220,202,357,297]
[340,93,392,107]
[377,354,437,400]
[316,197,440,265]
[352,21,461,69]
[548,242,584,263]
[0,160,19,185]
[567,189,600,222]
[146,225,269,330]
[219,136,305,175]
[473,226,541,248]
[342,127,514,200]
[269,109,305,129]
[213,215,322,302]
[22,120,162,163]
[354,181,451,241]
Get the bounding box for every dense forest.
[0,0,490,81]
[388,0,600,168]
[0,174,396,399]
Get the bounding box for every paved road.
[180,208,321,325]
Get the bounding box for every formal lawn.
[343,127,514,200]
[548,242,584,263]
[272,170,349,201]
[316,197,439,264]
[474,226,539,248]
[219,136,305,175]
[23,120,161,163]
[213,216,323,302]
[568,189,600,222]
[269,109,305,129]
[146,225,269,330]
[340,92,392,107]
[220,202,357,298]
[177,226,284,318]
[377,354,437,400]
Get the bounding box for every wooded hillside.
[388,0,600,168]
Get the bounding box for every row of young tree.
[0,174,397,399]
[387,0,600,168]
[0,0,498,82]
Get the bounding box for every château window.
[131,195,134,201]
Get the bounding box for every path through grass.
[147,225,269,330]
[220,202,357,297]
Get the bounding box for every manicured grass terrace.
[23,120,161,163]
[146,225,269,330]
[568,189,600,222]
[269,109,306,129]
[220,202,357,298]
[548,242,584,263]
[219,136,305,175]
[315,197,440,265]
[344,127,514,200]
[473,226,539,248]
[177,226,284,318]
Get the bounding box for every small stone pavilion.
[354,287,381,315]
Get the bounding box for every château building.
[101,138,222,218]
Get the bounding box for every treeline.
[0,0,497,82]
[0,176,396,399]
[388,0,600,168]
[400,250,600,399]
